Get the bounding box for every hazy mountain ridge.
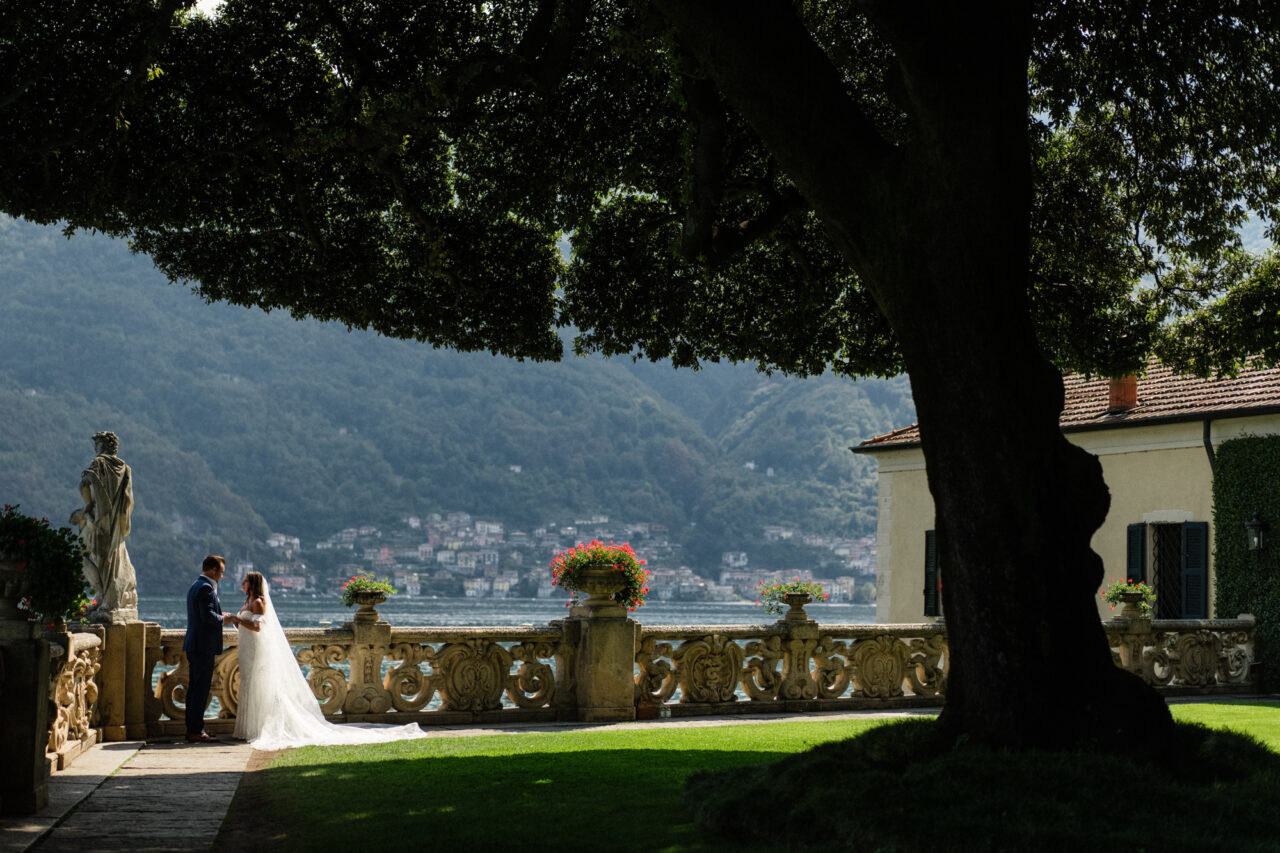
[0,216,914,591]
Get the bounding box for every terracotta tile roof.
[857,359,1280,451]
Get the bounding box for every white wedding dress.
[233,584,432,749]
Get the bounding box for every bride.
[231,571,432,749]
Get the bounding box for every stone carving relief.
[432,639,508,712]
[674,635,745,704]
[742,636,784,701]
[635,636,678,704]
[298,644,349,716]
[505,640,557,709]
[48,641,100,753]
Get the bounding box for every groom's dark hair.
[202,554,226,574]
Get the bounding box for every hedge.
[1212,436,1280,692]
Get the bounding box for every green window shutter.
[1181,521,1209,618]
[923,529,940,617]
[1125,523,1146,583]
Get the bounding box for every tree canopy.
[4,1,1276,379]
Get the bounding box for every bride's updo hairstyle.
[243,570,265,601]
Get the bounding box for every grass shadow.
[687,718,1280,852]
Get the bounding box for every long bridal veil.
[233,582,432,749]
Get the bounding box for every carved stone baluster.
[154,644,189,721]
[298,643,350,717]
[850,635,911,699]
[211,647,240,718]
[385,641,436,712]
[905,634,948,697]
[741,636,784,701]
[47,645,71,754]
[778,636,819,701]
[434,639,509,711]
[674,635,744,704]
[1173,630,1222,687]
[635,636,677,704]
[1218,629,1253,684]
[343,621,394,714]
[1141,630,1175,686]
[812,637,852,700]
[506,640,557,708]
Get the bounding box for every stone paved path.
[0,739,252,853]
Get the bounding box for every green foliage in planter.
[339,573,397,608]
[1212,437,1280,692]
[0,503,92,622]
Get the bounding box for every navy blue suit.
[183,574,225,736]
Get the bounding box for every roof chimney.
[1107,375,1138,413]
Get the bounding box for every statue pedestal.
[90,607,139,626]
[95,620,148,741]
[572,611,637,723]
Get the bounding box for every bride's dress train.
[232,585,431,749]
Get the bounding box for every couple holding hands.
[182,555,429,749]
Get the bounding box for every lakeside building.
[858,360,1280,624]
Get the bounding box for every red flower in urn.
[550,540,650,611]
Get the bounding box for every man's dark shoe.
[186,732,219,743]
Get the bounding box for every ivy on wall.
[1212,436,1280,692]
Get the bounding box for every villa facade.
[857,361,1280,624]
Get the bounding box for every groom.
[183,554,235,743]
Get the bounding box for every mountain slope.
[0,216,914,591]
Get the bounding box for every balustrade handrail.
[1104,614,1255,630]
[156,625,566,644]
[639,621,946,641]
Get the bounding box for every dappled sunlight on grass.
[223,706,1280,852]
[229,719,881,852]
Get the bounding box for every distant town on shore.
[245,510,878,605]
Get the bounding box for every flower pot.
[348,590,387,623]
[0,555,32,622]
[1118,589,1147,618]
[575,563,626,616]
[781,591,814,623]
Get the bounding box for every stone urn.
[574,563,627,619]
[0,555,32,622]
[349,591,387,623]
[781,592,814,623]
[1117,589,1148,619]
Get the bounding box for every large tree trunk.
[863,10,1172,753]
[664,1,1174,752]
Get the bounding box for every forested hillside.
[0,216,914,591]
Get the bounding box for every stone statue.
[69,432,138,624]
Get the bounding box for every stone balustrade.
[635,622,948,714]
[1104,613,1256,693]
[31,605,1260,760]
[46,629,102,769]
[146,622,571,736]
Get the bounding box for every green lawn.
[1170,700,1280,749]
[220,702,1280,852]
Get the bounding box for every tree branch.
[652,0,894,270]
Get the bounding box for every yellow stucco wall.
[870,414,1280,624]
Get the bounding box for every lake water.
[140,594,877,629]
